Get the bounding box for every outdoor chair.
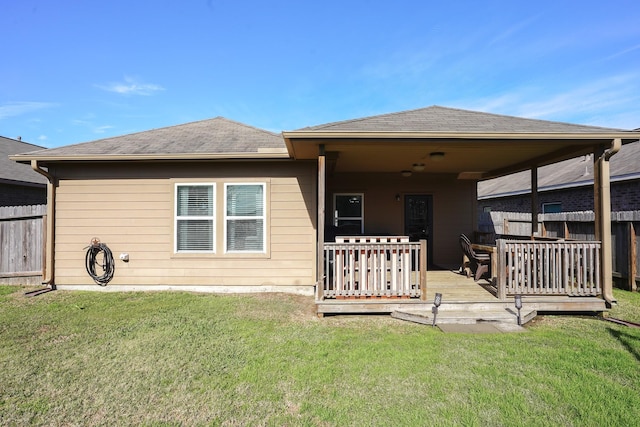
[459,234,491,281]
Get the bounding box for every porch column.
[531,167,539,236]
[317,144,326,301]
[594,139,621,305]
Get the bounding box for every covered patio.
[283,106,640,315]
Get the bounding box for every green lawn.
[1,285,639,426]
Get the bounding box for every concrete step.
[391,307,537,326]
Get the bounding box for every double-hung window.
[175,184,215,252]
[225,183,266,253]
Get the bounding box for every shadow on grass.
[24,287,55,297]
[608,327,640,362]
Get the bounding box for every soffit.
[285,135,614,178]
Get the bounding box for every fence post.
[630,222,638,292]
[41,214,47,282]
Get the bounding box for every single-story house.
[1,136,47,207]
[11,106,640,314]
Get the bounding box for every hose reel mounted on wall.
[85,237,115,286]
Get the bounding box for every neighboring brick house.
[478,139,640,214]
[0,136,47,206]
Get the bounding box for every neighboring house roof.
[0,136,47,186]
[478,139,640,199]
[12,117,288,162]
[299,105,626,134]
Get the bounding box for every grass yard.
[1,286,639,426]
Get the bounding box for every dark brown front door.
[404,195,433,266]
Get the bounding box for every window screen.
[175,184,215,252]
[226,183,265,252]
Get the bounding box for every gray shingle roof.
[17,117,286,159]
[1,136,47,185]
[299,105,628,133]
[478,140,640,198]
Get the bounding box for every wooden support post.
[531,167,539,236]
[496,239,507,300]
[419,239,427,300]
[317,145,326,301]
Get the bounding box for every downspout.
[604,138,621,161]
[596,138,621,306]
[31,160,56,289]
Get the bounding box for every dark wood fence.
[0,204,46,285]
[479,211,640,291]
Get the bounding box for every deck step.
[391,307,537,326]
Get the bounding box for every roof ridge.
[0,135,45,150]
[300,105,439,130]
[24,116,280,155]
[213,116,280,137]
[299,105,629,132]
[439,105,628,132]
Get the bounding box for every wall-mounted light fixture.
[430,152,445,162]
[395,194,401,202]
[412,163,425,172]
[401,170,412,177]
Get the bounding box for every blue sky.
[1,0,639,148]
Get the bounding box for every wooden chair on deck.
[459,234,491,281]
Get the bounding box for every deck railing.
[496,239,601,298]
[322,237,427,299]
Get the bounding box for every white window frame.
[174,183,216,253]
[224,182,267,254]
[333,193,365,234]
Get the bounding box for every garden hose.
[85,238,115,286]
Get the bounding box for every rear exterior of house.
[33,160,476,292]
[11,106,640,315]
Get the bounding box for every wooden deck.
[316,269,607,316]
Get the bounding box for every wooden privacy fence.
[497,240,601,298]
[0,204,46,283]
[479,211,640,291]
[322,237,427,299]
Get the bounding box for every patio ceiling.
[282,133,634,179]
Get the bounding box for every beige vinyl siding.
[52,161,316,288]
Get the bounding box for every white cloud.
[605,43,640,61]
[488,14,543,46]
[456,73,640,128]
[0,101,55,119]
[97,76,164,96]
[72,118,114,134]
[94,125,114,134]
[37,135,48,141]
